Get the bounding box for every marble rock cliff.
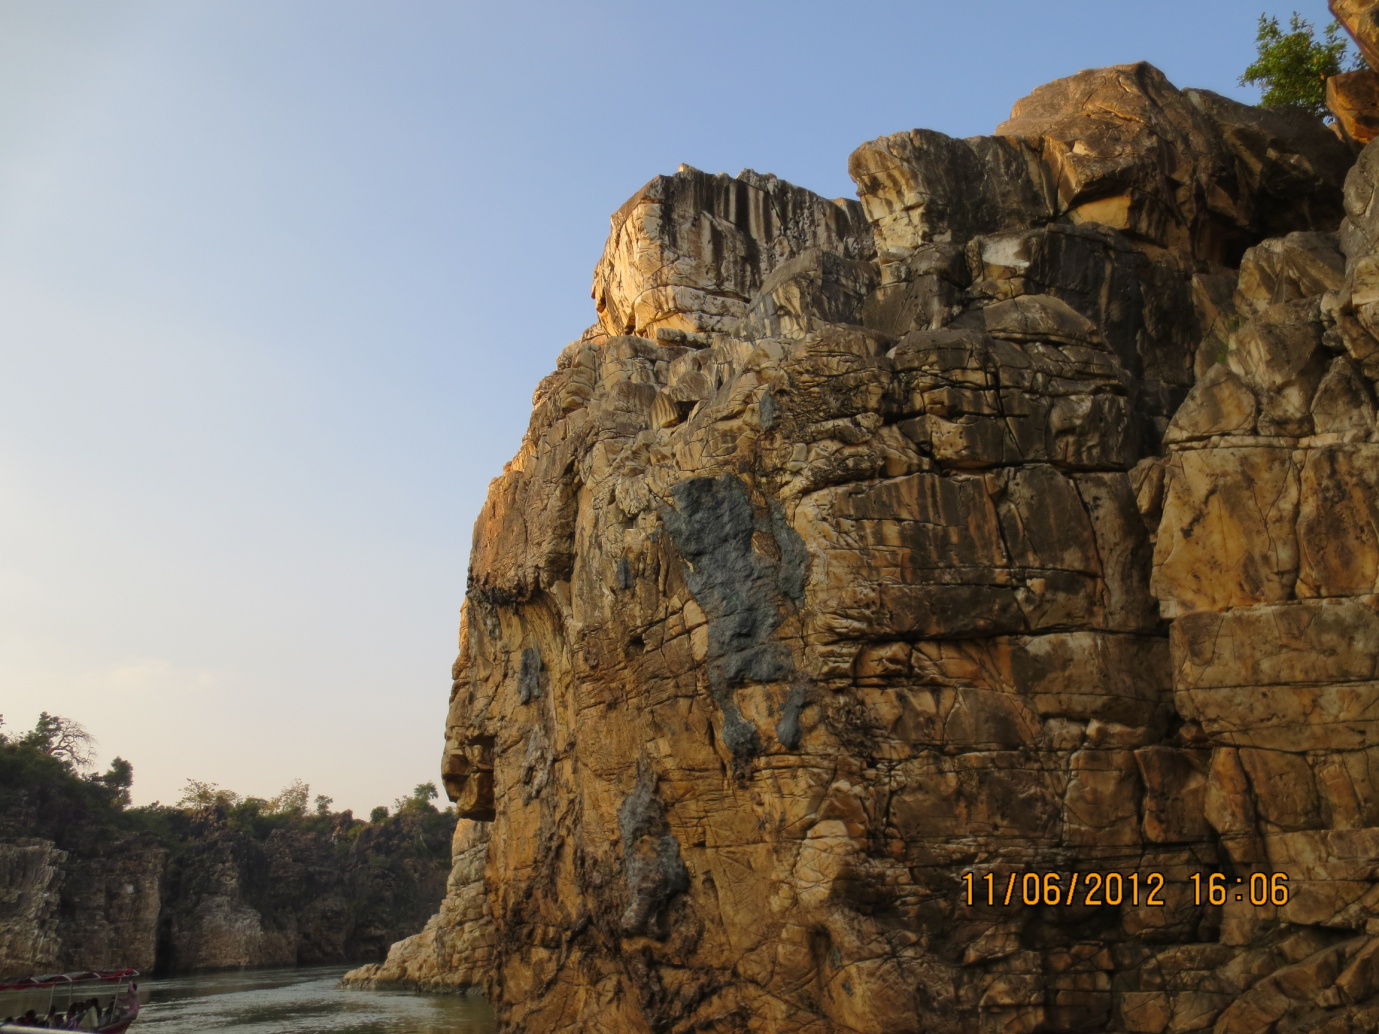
[347,62,1379,1032]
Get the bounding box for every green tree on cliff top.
[1240,12,1358,118]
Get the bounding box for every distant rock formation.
[348,61,1379,1033]
[0,809,451,976]
[0,830,168,976]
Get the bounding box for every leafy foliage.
[395,781,440,814]
[2,710,453,854]
[1239,12,1359,117]
[0,714,139,843]
[99,756,134,807]
[177,777,242,810]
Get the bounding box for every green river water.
[132,967,496,1034]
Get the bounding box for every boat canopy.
[0,970,138,993]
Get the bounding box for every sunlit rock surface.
[358,63,1379,1032]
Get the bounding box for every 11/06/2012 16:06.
[960,870,1291,908]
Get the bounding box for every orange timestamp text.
[961,870,1291,908]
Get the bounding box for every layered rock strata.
[360,63,1379,1032]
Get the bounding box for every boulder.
[1328,68,1379,145]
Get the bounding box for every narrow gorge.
[344,45,1379,1034]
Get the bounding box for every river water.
[134,967,496,1034]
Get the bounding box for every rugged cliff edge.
[346,61,1379,1032]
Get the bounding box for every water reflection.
[138,966,495,1034]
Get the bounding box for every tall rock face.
[378,63,1379,1031]
[0,834,167,975]
[1334,0,1379,74]
[0,840,72,974]
[1146,142,1379,1032]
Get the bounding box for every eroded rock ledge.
[347,62,1379,1033]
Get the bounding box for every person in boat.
[67,999,93,1030]
[73,998,96,1030]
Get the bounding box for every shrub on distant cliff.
[1240,11,1357,117]
[0,714,138,842]
[2,709,455,865]
[394,780,440,814]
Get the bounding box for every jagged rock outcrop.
[156,813,452,972]
[1335,0,1379,73]
[1330,1,1379,146]
[592,167,874,342]
[374,62,1379,1032]
[1329,70,1379,146]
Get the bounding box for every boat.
[0,970,141,1032]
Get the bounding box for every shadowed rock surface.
[0,805,452,975]
[347,63,1379,1032]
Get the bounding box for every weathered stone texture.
[1334,0,1379,73]
[393,64,1379,1033]
[1329,69,1379,146]
[1149,133,1379,1031]
[0,835,166,974]
[0,840,68,974]
[591,166,873,341]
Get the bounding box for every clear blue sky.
[0,0,1335,813]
